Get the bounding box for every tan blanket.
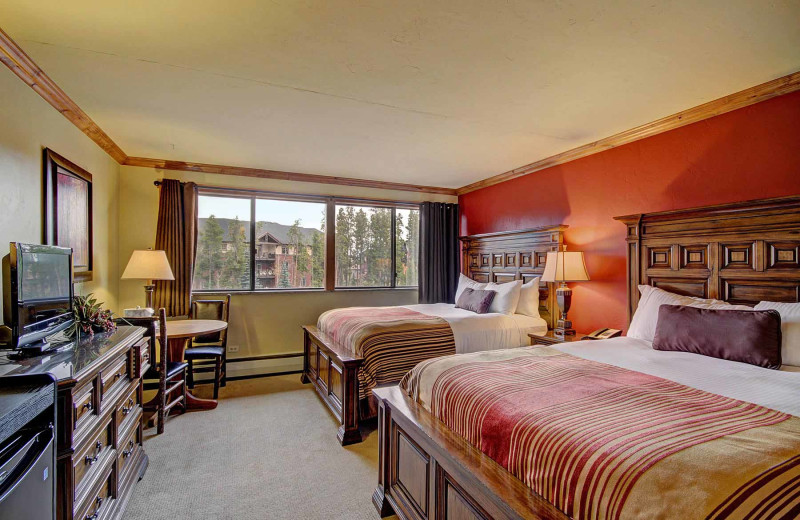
[318,306,455,417]
[401,347,800,519]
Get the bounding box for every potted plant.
[67,294,116,337]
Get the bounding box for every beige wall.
[0,66,120,316]
[118,165,456,361]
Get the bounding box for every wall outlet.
[228,344,240,353]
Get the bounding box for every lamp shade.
[541,250,590,283]
[121,250,175,280]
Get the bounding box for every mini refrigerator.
[0,373,57,520]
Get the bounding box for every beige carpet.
[124,375,394,520]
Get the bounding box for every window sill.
[192,287,418,295]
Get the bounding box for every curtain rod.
[152,179,423,208]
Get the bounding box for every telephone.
[585,328,622,340]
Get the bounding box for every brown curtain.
[154,179,198,316]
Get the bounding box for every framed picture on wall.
[43,148,93,281]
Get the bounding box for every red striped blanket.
[400,347,800,519]
[318,306,455,418]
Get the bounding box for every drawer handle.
[82,401,93,412]
[85,496,103,520]
[84,440,103,466]
[121,398,135,416]
[122,440,135,458]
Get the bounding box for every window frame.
[193,186,420,294]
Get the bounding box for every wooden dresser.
[0,325,149,520]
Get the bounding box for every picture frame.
[43,148,93,282]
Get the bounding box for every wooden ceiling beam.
[456,70,800,195]
[123,157,459,196]
[0,27,128,164]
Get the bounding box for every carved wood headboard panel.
[460,226,567,329]
[615,196,800,324]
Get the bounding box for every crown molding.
[456,70,800,195]
[123,157,458,196]
[0,27,128,163]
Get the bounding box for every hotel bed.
[302,226,565,445]
[373,196,800,520]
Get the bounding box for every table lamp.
[541,246,590,337]
[121,249,175,312]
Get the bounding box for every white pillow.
[485,280,522,315]
[454,274,486,303]
[754,301,800,366]
[628,285,751,343]
[516,277,541,318]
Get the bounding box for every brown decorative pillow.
[653,305,782,369]
[455,288,497,314]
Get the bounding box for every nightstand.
[528,330,590,346]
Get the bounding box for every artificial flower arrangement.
[67,293,116,337]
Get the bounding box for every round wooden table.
[166,319,228,411]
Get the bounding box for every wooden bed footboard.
[301,325,364,445]
[372,386,567,520]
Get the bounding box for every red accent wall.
[459,90,800,333]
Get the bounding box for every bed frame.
[373,195,800,519]
[301,226,566,446]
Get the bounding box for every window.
[194,195,251,291]
[193,190,417,292]
[255,198,325,289]
[335,204,419,288]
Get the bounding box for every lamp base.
[144,284,155,310]
[554,283,575,337]
[554,318,576,337]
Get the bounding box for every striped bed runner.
[400,347,800,519]
[318,306,455,417]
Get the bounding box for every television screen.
[19,252,72,302]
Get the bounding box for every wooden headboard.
[616,196,800,324]
[460,226,567,329]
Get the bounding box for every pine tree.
[196,215,224,288]
[335,207,354,286]
[221,216,247,289]
[366,208,392,286]
[278,260,290,288]
[288,219,310,287]
[310,211,325,287]
[353,208,369,285]
[395,212,406,286]
[405,210,419,286]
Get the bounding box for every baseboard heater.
[192,352,303,384]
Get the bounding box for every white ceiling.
[2,1,799,188]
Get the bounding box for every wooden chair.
[184,295,230,399]
[122,308,188,434]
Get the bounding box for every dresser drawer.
[101,353,131,403]
[136,338,151,377]
[73,380,98,440]
[75,461,115,520]
[73,415,114,499]
[117,418,142,484]
[114,382,141,434]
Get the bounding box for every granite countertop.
[0,326,144,383]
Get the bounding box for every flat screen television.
[1,243,74,352]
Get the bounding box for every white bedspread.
[553,336,800,416]
[402,303,548,354]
